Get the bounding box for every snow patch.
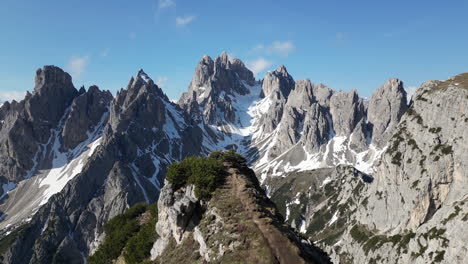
[328,211,339,226]
[37,111,108,206]
[320,177,332,188]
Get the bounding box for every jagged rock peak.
[329,89,365,136]
[262,64,295,97]
[367,78,408,148]
[277,64,288,75]
[61,85,112,150]
[122,69,167,100]
[201,54,213,62]
[137,68,153,84]
[110,69,171,135]
[216,51,230,66]
[34,65,75,95]
[383,78,406,96]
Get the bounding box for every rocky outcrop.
[0,66,78,182]
[61,85,113,150]
[363,74,467,232]
[178,52,257,125]
[151,184,201,258]
[367,78,408,149]
[151,160,330,264]
[329,89,365,136]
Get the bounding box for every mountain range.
[0,52,466,264]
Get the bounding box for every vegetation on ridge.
[166,150,246,199]
[88,202,158,264]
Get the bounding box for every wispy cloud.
[66,55,89,80]
[246,58,273,75]
[156,76,169,88]
[268,41,295,57]
[250,41,295,57]
[176,15,195,26]
[0,90,26,103]
[158,0,175,9]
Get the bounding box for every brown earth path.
[227,167,314,264]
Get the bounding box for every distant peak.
[200,54,214,65]
[137,69,152,83]
[380,78,405,95]
[216,51,230,65]
[34,65,74,93]
[219,51,229,57]
[277,65,288,74]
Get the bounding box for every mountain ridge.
[0,54,465,263]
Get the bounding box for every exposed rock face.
[178,52,256,125]
[61,85,113,150]
[261,65,295,98]
[255,65,295,139]
[269,74,468,264]
[363,74,467,233]
[0,68,202,264]
[31,66,78,124]
[329,89,364,136]
[0,66,78,182]
[151,161,330,264]
[367,78,408,149]
[151,184,201,258]
[177,54,408,183]
[250,76,405,180]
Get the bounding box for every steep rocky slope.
[0,66,112,230]
[269,73,468,263]
[0,69,201,264]
[149,154,330,264]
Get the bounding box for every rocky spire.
[61,85,113,150]
[329,89,365,136]
[261,65,295,98]
[109,69,168,135]
[367,78,408,148]
[29,65,78,123]
[178,53,257,125]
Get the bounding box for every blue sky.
[0,0,467,101]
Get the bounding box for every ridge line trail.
[226,167,309,264]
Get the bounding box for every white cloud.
[250,41,295,57]
[176,15,195,26]
[158,0,175,9]
[0,90,26,103]
[156,76,169,88]
[406,86,418,101]
[66,56,89,80]
[268,41,295,57]
[246,58,273,75]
